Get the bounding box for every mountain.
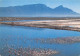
[0,4,79,17]
[53,5,78,15]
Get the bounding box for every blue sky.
[0,0,80,13]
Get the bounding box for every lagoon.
[0,24,80,56]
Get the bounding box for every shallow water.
[0,20,40,22]
[0,24,80,56]
[0,20,52,22]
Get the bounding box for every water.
[0,20,40,22]
[0,24,80,56]
[0,20,52,22]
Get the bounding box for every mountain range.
[0,4,80,17]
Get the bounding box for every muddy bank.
[0,17,80,21]
[4,47,58,56]
[31,37,80,44]
[0,19,80,32]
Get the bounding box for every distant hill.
[0,4,79,17]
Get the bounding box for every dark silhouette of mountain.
[0,4,79,17]
[53,5,78,15]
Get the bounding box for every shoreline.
[0,19,80,32]
[0,17,80,21]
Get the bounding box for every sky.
[0,0,80,13]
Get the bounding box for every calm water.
[0,20,51,22]
[0,24,80,56]
[0,20,40,22]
